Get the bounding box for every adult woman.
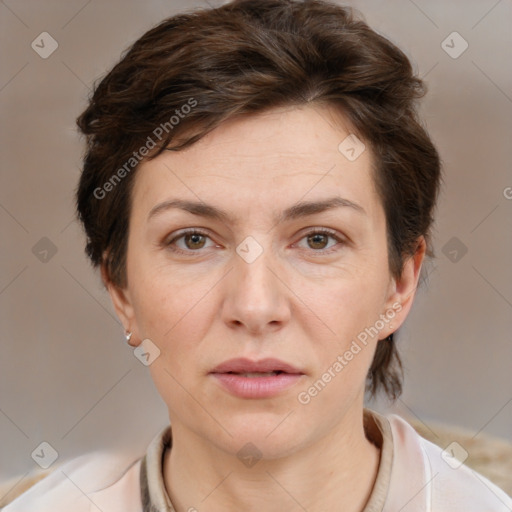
[6,0,512,510]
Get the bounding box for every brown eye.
[166,229,214,254]
[183,233,207,250]
[307,232,329,250]
[296,229,344,254]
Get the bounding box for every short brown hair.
[76,0,441,400]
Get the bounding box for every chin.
[212,411,309,460]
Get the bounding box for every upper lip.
[210,358,303,374]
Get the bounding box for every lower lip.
[211,373,304,398]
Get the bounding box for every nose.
[221,240,291,336]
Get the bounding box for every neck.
[163,406,381,512]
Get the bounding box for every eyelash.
[164,228,345,256]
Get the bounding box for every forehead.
[131,104,380,222]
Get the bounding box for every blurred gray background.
[1,0,511,483]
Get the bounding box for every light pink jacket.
[4,414,512,511]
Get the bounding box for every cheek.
[296,266,391,383]
[300,264,389,337]
[133,278,214,416]
[128,263,221,380]
[128,252,211,333]
[294,286,385,416]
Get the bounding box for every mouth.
[210,357,303,375]
[209,358,305,398]
[226,371,284,377]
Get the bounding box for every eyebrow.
[147,196,366,224]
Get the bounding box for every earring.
[125,331,133,343]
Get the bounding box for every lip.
[211,357,303,374]
[209,357,305,399]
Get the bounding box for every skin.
[106,104,425,512]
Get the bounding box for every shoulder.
[3,451,143,512]
[384,413,512,512]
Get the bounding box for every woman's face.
[108,105,423,458]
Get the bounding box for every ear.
[380,236,427,339]
[101,262,140,347]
